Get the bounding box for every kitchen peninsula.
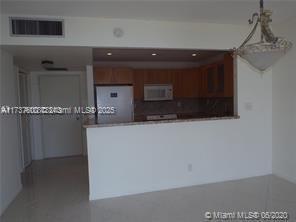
[85,49,236,127]
[84,48,241,201]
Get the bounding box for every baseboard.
[0,183,22,216]
[89,173,272,201]
[272,172,296,184]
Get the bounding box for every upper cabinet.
[93,53,234,99]
[144,69,173,84]
[133,69,173,100]
[173,68,201,98]
[133,68,201,100]
[202,63,224,97]
[133,69,145,100]
[93,67,133,84]
[201,53,234,98]
[223,53,234,98]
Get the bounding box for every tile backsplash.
[134,98,233,117]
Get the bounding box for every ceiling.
[1,1,296,25]
[1,45,92,71]
[2,45,227,71]
[93,48,226,62]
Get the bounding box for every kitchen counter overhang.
[83,115,240,128]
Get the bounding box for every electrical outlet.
[187,164,193,172]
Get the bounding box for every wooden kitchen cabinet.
[201,52,234,98]
[201,63,223,97]
[187,68,202,98]
[173,68,201,98]
[94,59,233,100]
[171,69,183,98]
[133,69,174,100]
[223,53,234,97]
[93,67,113,84]
[112,68,134,84]
[133,68,202,99]
[144,69,173,84]
[93,67,133,84]
[133,69,145,99]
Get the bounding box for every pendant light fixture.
[236,0,292,71]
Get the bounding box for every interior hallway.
[1,157,296,222]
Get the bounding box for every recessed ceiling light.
[152,53,157,56]
[107,52,112,56]
[192,53,197,57]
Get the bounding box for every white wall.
[0,49,22,215]
[0,14,273,201]
[1,15,249,50]
[0,14,254,160]
[272,17,296,183]
[87,58,272,200]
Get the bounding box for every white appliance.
[144,84,173,101]
[96,85,134,124]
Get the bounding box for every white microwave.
[144,84,173,101]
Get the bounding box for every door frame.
[16,68,32,170]
[39,74,82,158]
[29,71,86,160]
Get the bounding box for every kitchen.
[89,48,236,126]
[85,47,239,200]
[2,0,295,218]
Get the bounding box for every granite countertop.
[83,114,240,128]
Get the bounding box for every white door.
[39,75,82,158]
[19,73,32,167]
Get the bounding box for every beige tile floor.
[1,157,296,222]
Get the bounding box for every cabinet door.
[172,68,201,98]
[216,63,225,97]
[195,68,203,97]
[183,68,200,98]
[133,69,145,100]
[202,59,233,98]
[172,69,184,98]
[111,68,133,84]
[93,67,133,84]
[93,67,113,84]
[224,53,234,97]
[203,65,218,97]
[144,69,172,84]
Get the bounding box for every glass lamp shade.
[237,39,293,71]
